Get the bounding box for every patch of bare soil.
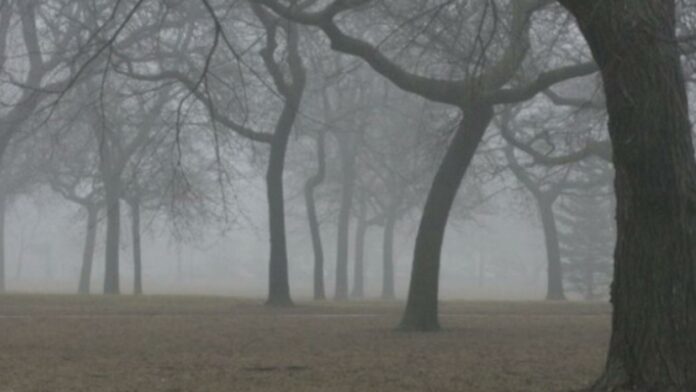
[0,295,610,392]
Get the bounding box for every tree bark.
[351,200,367,299]
[305,132,326,300]
[400,104,494,331]
[334,132,357,300]
[103,177,121,295]
[250,9,305,307]
[382,204,397,300]
[265,97,300,307]
[78,205,98,295]
[537,196,565,301]
[560,1,696,390]
[130,199,142,296]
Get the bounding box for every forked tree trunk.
[252,9,306,307]
[78,205,98,295]
[103,177,121,295]
[400,105,494,331]
[335,134,357,300]
[505,146,566,301]
[305,132,326,300]
[382,205,397,300]
[351,201,367,299]
[537,197,565,301]
[130,199,142,295]
[560,1,696,390]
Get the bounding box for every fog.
[5,172,551,300]
[0,0,627,305]
[3,1,696,390]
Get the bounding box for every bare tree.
[557,1,696,390]
[260,0,597,330]
[304,131,327,300]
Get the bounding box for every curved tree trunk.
[335,134,357,300]
[400,105,494,331]
[537,197,565,301]
[305,132,326,300]
[560,1,696,390]
[251,9,306,307]
[351,201,367,299]
[265,99,301,307]
[78,205,98,295]
[103,177,121,295]
[382,205,398,300]
[130,199,142,295]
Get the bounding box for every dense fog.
[5,187,556,299]
[0,0,638,304]
[2,1,696,391]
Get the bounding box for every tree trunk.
[103,177,121,295]
[305,132,326,300]
[382,204,398,300]
[0,192,5,293]
[400,104,494,331]
[251,5,306,307]
[78,205,98,295]
[351,201,367,299]
[265,99,300,307]
[561,1,696,390]
[130,199,142,295]
[335,133,357,300]
[537,196,565,301]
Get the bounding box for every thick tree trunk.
[78,205,98,295]
[537,197,565,301]
[305,132,326,300]
[561,1,696,390]
[335,134,357,300]
[130,199,142,295]
[382,205,397,300]
[400,105,494,331]
[351,201,367,299]
[103,177,121,295]
[265,99,300,307]
[0,192,5,293]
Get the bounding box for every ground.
[0,295,610,392]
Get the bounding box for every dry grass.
[0,295,610,392]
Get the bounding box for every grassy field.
[0,295,610,392]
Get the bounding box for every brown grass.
[0,295,610,392]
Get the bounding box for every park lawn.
[0,295,610,392]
